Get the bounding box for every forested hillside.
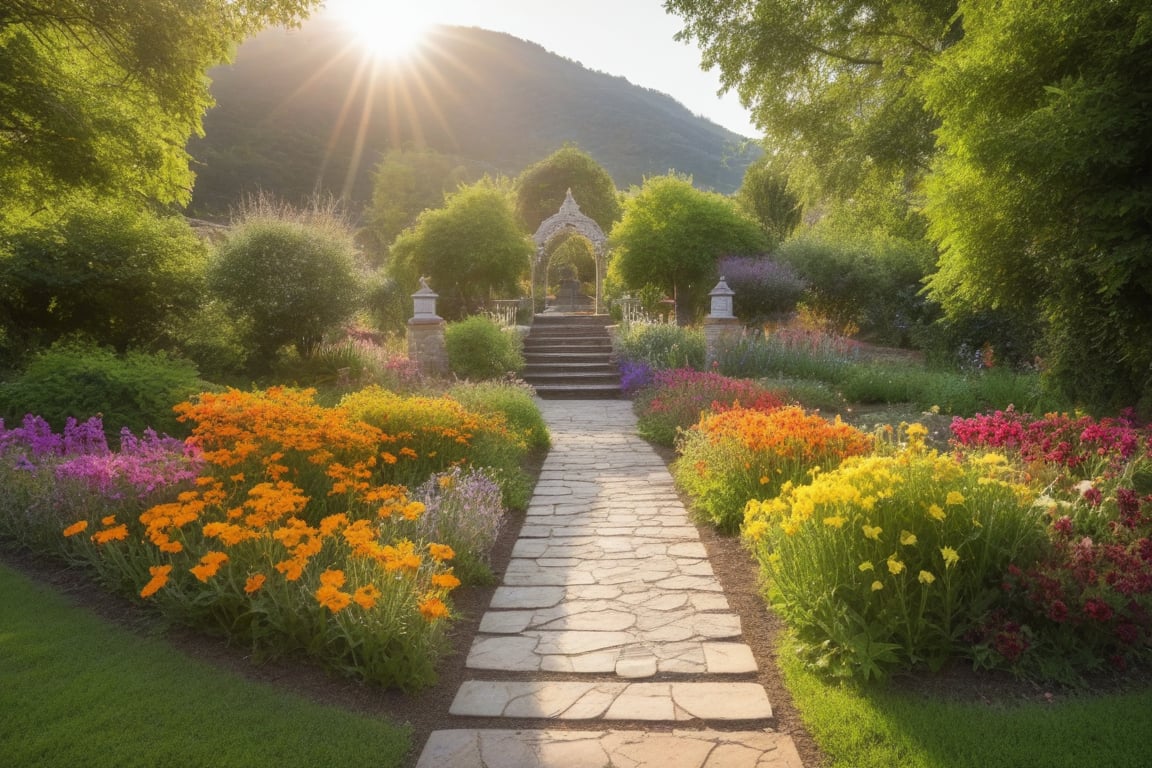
[188,20,756,216]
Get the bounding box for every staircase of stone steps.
[522,314,621,399]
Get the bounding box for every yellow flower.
[743,519,768,541]
[858,561,874,572]
[759,475,769,485]
[918,570,936,585]
[862,524,883,541]
[63,520,88,537]
[940,546,960,568]
[946,491,966,506]
[927,504,946,522]
[437,474,454,490]
[871,580,884,591]
[886,557,906,575]
[823,515,847,529]
[244,573,266,593]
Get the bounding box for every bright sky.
[322,0,761,137]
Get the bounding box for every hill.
[187,20,758,217]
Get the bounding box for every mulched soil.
[6,432,1149,768]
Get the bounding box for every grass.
[778,634,1152,768]
[0,562,411,768]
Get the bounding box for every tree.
[922,0,1152,413]
[361,148,486,260]
[0,0,318,229]
[209,199,364,370]
[515,145,622,232]
[736,155,801,249]
[388,180,532,320]
[665,0,958,203]
[0,199,208,357]
[609,174,767,323]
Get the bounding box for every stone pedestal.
[407,317,447,376]
[703,316,741,368]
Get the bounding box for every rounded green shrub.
[444,316,524,381]
[0,343,210,438]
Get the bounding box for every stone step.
[524,336,613,347]
[531,384,624,399]
[523,351,617,363]
[417,729,805,768]
[448,680,772,721]
[524,362,618,375]
[532,313,614,325]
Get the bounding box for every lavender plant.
[414,466,507,584]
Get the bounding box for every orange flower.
[140,565,173,598]
[244,573,267,593]
[319,513,349,537]
[418,595,450,621]
[63,520,88,537]
[274,558,305,581]
[319,568,346,588]
[190,551,229,582]
[431,572,461,590]
[91,524,129,544]
[101,515,117,526]
[315,584,352,613]
[352,584,381,609]
[428,543,455,562]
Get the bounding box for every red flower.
[1083,598,1114,622]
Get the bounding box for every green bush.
[613,322,705,371]
[0,343,210,438]
[444,316,524,380]
[776,229,931,345]
[0,198,208,361]
[448,380,550,451]
[209,197,365,373]
[744,428,1047,680]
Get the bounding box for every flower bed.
[633,368,785,447]
[2,386,527,690]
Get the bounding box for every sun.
[326,0,432,60]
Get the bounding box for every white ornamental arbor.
[531,190,608,313]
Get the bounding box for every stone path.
[416,400,803,767]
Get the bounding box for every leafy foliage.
[922,0,1152,414]
[613,322,705,372]
[716,255,807,325]
[0,343,209,439]
[443,317,525,381]
[209,198,364,371]
[0,0,318,227]
[736,154,801,248]
[0,199,208,361]
[388,180,531,320]
[608,174,767,322]
[515,144,622,232]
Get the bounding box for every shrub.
[634,368,785,447]
[340,386,531,509]
[0,198,208,358]
[743,425,1047,679]
[675,405,872,532]
[273,338,422,395]
[0,343,209,439]
[444,316,524,381]
[414,467,508,584]
[717,255,807,325]
[448,380,550,452]
[209,197,365,372]
[613,322,705,371]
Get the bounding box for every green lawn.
[779,635,1152,768]
[0,563,411,768]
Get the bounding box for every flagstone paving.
[417,399,803,768]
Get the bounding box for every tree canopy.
[666,0,957,201]
[736,154,801,249]
[515,145,622,233]
[388,180,532,320]
[609,174,767,323]
[923,0,1152,411]
[0,0,318,229]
